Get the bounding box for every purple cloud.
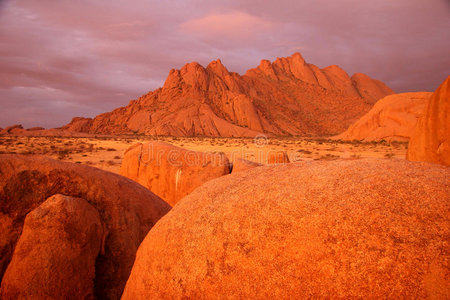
[0,0,449,128]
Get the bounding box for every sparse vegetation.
[0,135,408,174]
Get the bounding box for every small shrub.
[384,153,395,159]
[57,149,70,160]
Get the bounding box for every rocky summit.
[63,53,394,137]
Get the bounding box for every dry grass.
[0,136,408,174]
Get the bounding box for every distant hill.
[62,52,394,137]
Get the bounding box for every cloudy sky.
[0,0,449,128]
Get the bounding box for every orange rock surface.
[120,141,231,206]
[63,53,394,137]
[267,150,290,164]
[407,77,450,166]
[0,125,24,135]
[0,124,96,137]
[1,194,103,299]
[231,158,263,173]
[122,159,449,299]
[0,154,171,299]
[335,92,432,141]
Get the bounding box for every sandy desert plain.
[0,135,407,174]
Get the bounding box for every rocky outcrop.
[267,150,290,164]
[351,73,396,104]
[407,77,450,166]
[120,141,231,206]
[335,92,432,141]
[0,155,171,299]
[0,124,94,137]
[63,117,93,132]
[122,159,449,299]
[0,125,23,135]
[1,194,103,299]
[26,126,45,131]
[63,53,394,137]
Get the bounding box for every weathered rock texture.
[407,77,450,166]
[1,194,103,299]
[231,158,263,173]
[120,141,230,206]
[122,159,450,299]
[0,125,24,135]
[335,92,432,141]
[0,155,171,300]
[0,125,95,137]
[63,53,394,137]
[267,150,290,164]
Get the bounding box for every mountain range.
[63,52,394,137]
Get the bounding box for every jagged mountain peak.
[63,53,395,137]
[206,59,229,76]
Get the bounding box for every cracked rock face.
[122,159,449,299]
[407,76,450,166]
[0,154,171,300]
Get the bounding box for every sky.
[0,0,449,128]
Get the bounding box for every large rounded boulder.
[1,194,103,299]
[122,159,449,299]
[0,154,171,300]
[335,92,432,142]
[120,141,231,206]
[407,76,450,166]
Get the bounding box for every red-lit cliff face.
[63,52,394,137]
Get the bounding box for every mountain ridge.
[62,52,395,137]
